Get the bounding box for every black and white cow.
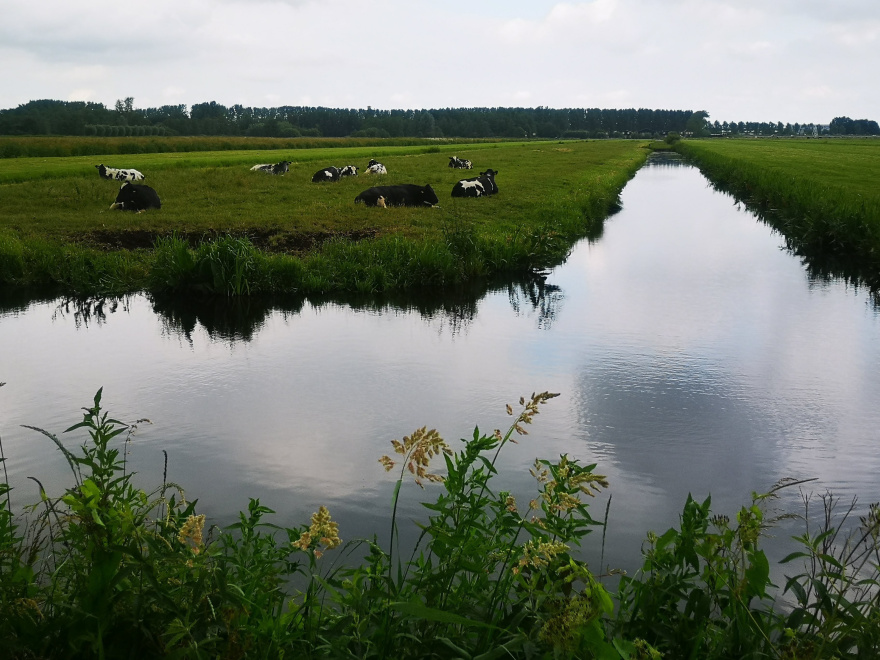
[365,159,387,175]
[451,169,499,198]
[312,166,340,182]
[95,164,145,182]
[250,161,291,175]
[448,156,473,169]
[109,183,161,212]
[312,165,359,182]
[354,184,438,207]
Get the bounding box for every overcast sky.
[1,0,877,124]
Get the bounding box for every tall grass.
[2,387,878,658]
[0,230,150,295]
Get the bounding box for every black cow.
[110,182,161,211]
[312,166,340,182]
[448,156,473,169]
[451,169,498,198]
[95,164,145,182]
[251,161,291,175]
[354,184,438,207]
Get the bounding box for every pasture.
[677,138,880,199]
[0,139,649,294]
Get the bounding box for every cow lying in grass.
[312,166,340,182]
[451,169,498,198]
[312,165,359,182]
[251,161,291,175]
[95,164,145,182]
[354,184,438,207]
[109,183,161,212]
[448,156,473,169]
[365,159,387,175]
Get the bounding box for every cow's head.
[421,185,439,206]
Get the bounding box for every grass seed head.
[292,506,341,555]
[380,426,450,486]
[177,513,206,552]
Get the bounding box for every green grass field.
[0,139,649,294]
[678,138,880,199]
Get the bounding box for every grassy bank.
[2,388,877,658]
[675,139,880,288]
[0,139,647,296]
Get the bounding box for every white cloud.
[0,0,878,121]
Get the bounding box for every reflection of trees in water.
[149,271,566,342]
[149,293,303,343]
[52,296,131,328]
[3,272,567,342]
[645,151,690,168]
[507,274,564,330]
[0,288,63,316]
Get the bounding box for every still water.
[2,154,879,575]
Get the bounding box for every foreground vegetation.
[0,138,647,297]
[1,386,878,658]
[675,139,880,290]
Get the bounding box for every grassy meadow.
[0,138,648,295]
[675,138,880,288]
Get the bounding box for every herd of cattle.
[98,155,497,212]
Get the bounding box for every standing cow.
[251,161,291,175]
[109,182,161,211]
[451,169,498,198]
[354,184,438,207]
[95,164,145,182]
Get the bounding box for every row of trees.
[707,117,880,137]
[1,99,877,139]
[0,99,695,138]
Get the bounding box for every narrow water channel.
[2,153,878,575]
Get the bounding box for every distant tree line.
[0,99,693,139]
[708,117,880,137]
[1,99,877,139]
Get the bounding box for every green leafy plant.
[1,386,878,658]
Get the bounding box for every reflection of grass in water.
[677,139,880,291]
[1,139,647,296]
[2,388,878,658]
